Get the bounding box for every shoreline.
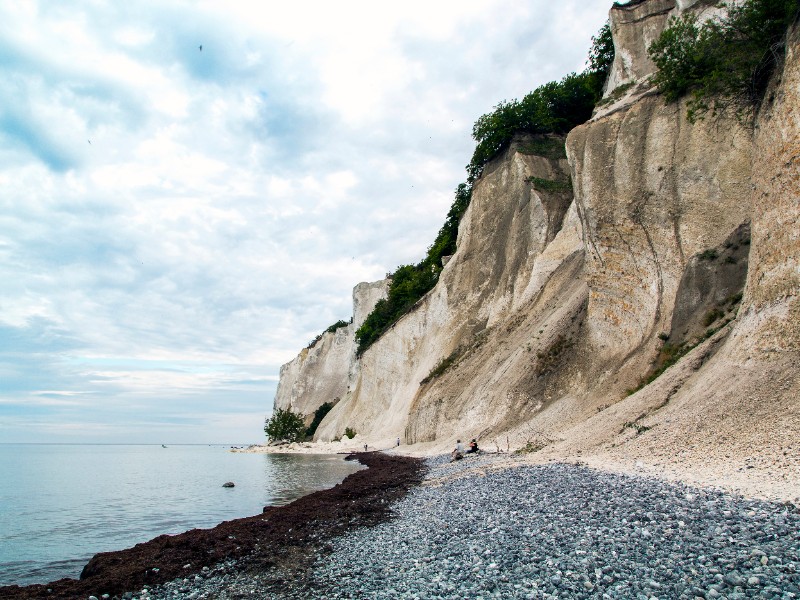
[236,440,800,506]
[0,453,425,600]
[107,454,800,599]
[2,451,796,599]
[231,440,406,455]
[291,454,800,599]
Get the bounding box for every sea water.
[0,444,363,586]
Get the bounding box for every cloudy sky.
[0,0,610,444]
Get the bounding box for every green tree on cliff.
[466,21,614,182]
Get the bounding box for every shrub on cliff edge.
[649,0,800,121]
[466,22,613,182]
[355,182,472,355]
[466,73,602,183]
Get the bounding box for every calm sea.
[0,444,363,587]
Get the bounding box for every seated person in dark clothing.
[466,438,479,453]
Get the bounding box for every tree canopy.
[264,408,306,442]
[466,22,613,182]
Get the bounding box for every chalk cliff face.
[272,0,798,494]
[546,22,799,497]
[315,134,578,444]
[568,81,752,389]
[273,280,387,420]
[606,0,731,84]
[734,23,800,355]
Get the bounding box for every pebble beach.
[136,453,799,600]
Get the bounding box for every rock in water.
[222,481,235,488]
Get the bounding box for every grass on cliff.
[648,0,800,121]
[355,183,471,355]
[307,318,352,349]
[626,293,744,396]
[355,24,614,356]
[516,137,568,160]
[526,176,573,193]
[420,344,469,385]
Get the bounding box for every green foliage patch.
[703,308,725,327]
[356,183,472,355]
[625,288,745,396]
[526,176,573,193]
[625,342,690,396]
[344,427,357,439]
[466,73,603,182]
[326,319,351,334]
[515,440,549,454]
[727,292,743,306]
[698,248,719,261]
[420,345,467,385]
[648,0,800,121]
[622,421,653,435]
[535,335,574,376]
[305,401,335,439]
[588,22,615,77]
[597,80,637,107]
[465,22,613,182]
[355,262,440,354]
[264,408,307,443]
[516,137,567,160]
[307,318,353,349]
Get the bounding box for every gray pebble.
[138,455,799,600]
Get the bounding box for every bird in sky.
[199,44,203,51]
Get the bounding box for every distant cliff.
[273,280,387,420]
[272,0,798,492]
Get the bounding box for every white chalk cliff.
[273,0,799,498]
[273,280,388,420]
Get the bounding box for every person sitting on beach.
[451,439,464,461]
[467,438,479,454]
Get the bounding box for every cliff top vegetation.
[649,0,799,121]
[466,22,613,183]
[354,23,614,356]
[307,318,352,350]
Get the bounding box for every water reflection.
[0,445,364,586]
[263,454,363,506]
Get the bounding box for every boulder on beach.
[222,481,235,488]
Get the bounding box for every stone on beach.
[133,454,800,600]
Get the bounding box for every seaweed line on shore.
[0,452,425,600]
